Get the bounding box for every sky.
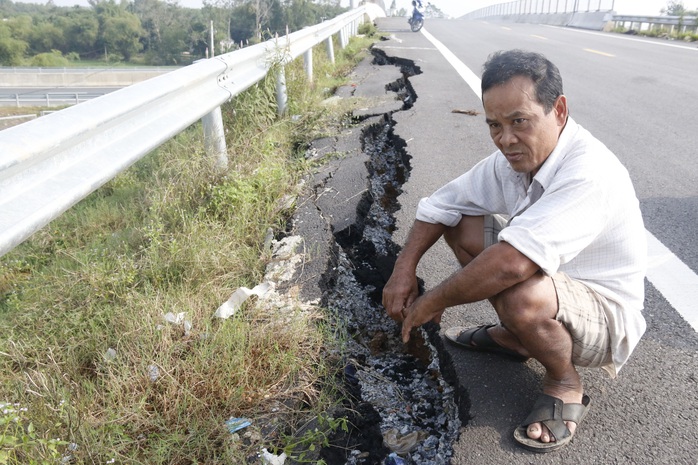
[9,0,683,17]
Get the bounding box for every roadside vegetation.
[0,0,348,66]
[611,1,698,41]
[0,22,382,464]
[611,23,698,41]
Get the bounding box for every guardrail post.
[276,66,288,116]
[325,36,335,64]
[339,27,348,48]
[304,48,313,83]
[202,107,228,170]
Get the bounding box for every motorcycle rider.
[409,0,424,25]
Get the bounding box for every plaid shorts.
[483,215,613,370]
[483,214,508,249]
[551,272,613,369]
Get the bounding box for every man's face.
[483,75,568,176]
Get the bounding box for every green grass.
[0,27,382,464]
[611,24,698,42]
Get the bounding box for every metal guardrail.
[613,15,698,25]
[0,5,382,259]
[0,92,113,107]
[0,67,178,74]
[611,15,698,33]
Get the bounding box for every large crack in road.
[283,47,469,464]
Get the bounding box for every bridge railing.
[611,15,698,33]
[461,0,698,34]
[0,91,114,107]
[0,5,385,259]
[461,0,616,18]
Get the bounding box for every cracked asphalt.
[282,16,698,464]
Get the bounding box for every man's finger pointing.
[402,318,412,343]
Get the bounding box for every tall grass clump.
[0,29,380,464]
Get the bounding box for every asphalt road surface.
[372,16,698,464]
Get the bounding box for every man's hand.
[382,265,419,322]
[401,294,444,343]
[381,219,448,338]
[383,267,444,343]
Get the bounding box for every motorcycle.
[408,1,424,32]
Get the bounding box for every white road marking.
[418,27,698,332]
[420,28,482,99]
[584,48,615,57]
[543,25,698,52]
[646,232,698,330]
[379,46,437,51]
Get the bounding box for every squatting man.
[382,49,646,452]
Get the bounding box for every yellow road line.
[501,26,512,30]
[530,34,548,40]
[584,48,615,57]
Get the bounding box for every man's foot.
[526,387,582,442]
[513,385,590,452]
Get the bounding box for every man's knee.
[443,215,485,266]
[493,273,558,329]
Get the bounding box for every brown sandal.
[444,324,529,362]
[513,393,591,452]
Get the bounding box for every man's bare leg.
[444,217,583,443]
[442,215,485,268]
[488,274,583,443]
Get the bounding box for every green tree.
[281,0,345,33]
[662,1,686,15]
[89,0,144,61]
[30,49,71,66]
[131,0,201,64]
[29,21,66,54]
[187,16,211,58]
[5,15,34,43]
[203,0,242,50]
[102,14,144,60]
[57,9,100,56]
[0,0,349,65]
[250,0,274,40]
[153,25,189,64]
[131,0,172,52]
[228,2,256,43]
[0,23,28,65]
[89,0,122,21]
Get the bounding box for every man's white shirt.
[417,117,647,376]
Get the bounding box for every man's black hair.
[481,49,563,113]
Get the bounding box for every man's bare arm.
[401,241,540,342]
[382,220,447,321]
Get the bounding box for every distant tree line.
[662,0,698,16]
[0,0,347,66]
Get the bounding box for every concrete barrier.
[0,69,175,88]
[515,13,573,27]
[567,11,614,30]
[476,11,612,31]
